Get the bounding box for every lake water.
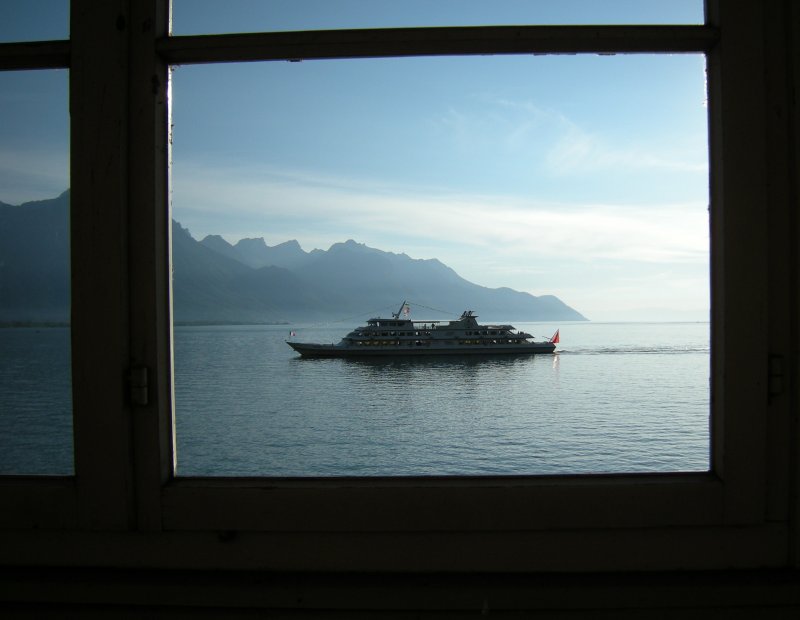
[0,326,73,475]
[0,322,710,477]
[173,321,709,477]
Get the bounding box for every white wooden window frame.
[0,0,797,572]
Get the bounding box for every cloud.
[0,147,69,204]
[172,160,710,320]
[565,270,710,322]
[434,93,707,182]
[173,160,708,265]
[545,119,708,176]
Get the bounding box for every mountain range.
[0,191,587,324]
[0,191,70,323]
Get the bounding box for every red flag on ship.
[549,329,560,344]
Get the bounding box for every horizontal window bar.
[0,477,76,529]
[160,25,718,65]
[0,40,70,70]
[162,473,724,532]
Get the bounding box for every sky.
[1,1,708,322]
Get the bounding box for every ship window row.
[351,339,525,347]
[353,340,430,347]
[360,331,518,338]
[361,331,434,337]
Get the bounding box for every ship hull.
[287,341,556,358]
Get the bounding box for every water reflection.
[175,324,709,476]
[0,327,73,474]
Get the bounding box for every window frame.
[0,0,797,573]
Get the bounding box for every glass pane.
[0,70,72,475]
[170,53,709,476]
[0,1,69,43]
[172,0,704,35]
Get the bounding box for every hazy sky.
[2,1,708,321]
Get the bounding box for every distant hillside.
[0,191,70,323]
[0,191,587,324]
[182,228,587,323]
[199,234,321,271]
[173,223,326,323]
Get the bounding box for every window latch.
[129,366,149,407]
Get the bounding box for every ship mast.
[392,300,410,319]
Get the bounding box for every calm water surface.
[0,322,709,476]
[174,321,710,476]
[0,327,72,474]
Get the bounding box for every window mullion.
[70,0,135,530]
[707,0,774,525]
[128,0,173,531]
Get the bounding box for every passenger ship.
[286,302,558,358]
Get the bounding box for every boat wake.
[558,345,709,355]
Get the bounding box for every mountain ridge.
[0,191,588,324]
